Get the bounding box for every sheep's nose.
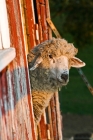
[61,74,68,82]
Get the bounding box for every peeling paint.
[0,0,36,139]
[6,70,14,110]
[0,100,3,117]
[0,0,62,140]
[13,67,27,101]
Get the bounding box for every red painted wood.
[40,114,47,140]
[0,0,36,139]
[45,0,52,39]
[24,0,36,50]
[40,4,48,41]
[46,124,51,140]
[50,96,59,140]
[35,1,49,139]
[39,0,45,4]
[0,70,8,140]
[48,104,54,140]
[36,0,43,42]
[0,0,63,139]
[55,92,63,140]
[35,24,40,45]
[35,1,62,140]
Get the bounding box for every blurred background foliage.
[49,0,93,115]
[50,0,93,46]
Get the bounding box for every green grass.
[59,44,93,115]
[50,13,93,115]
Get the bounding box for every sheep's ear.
[30,57,43,71]
[70,57,86,68]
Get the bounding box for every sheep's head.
[28,38,85,87]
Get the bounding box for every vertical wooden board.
[36,0,43,42]
[36,0,48,42]
[23,0,36,50]
[34,0,62,140]
[35,1,61,140]
[39,0,45,4]
[0,0,36,140]
[46,124,51,140]
[40,4,48,41]
[0,0,63,140]
[0,70,9,140]
[50,96,58,140]
[35,24,40,45]
[19,0,29,54]
[45,0,51,20]
[17,2,37,138]
[13,96,34,140]
[0,116,8,140]
[40,115,47,140]
[36,1,49,139]
[45,0,52,39]
[48,104,54,140]
[55,92,63,140]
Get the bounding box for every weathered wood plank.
[0,0,63,139]
[55,92,63,140]
[0,48,16,72]
[23,0,36,50]
[0,0,36,139]
[50,96,59,140]
[40,4,48,41]
[48,104,54,140]
[40,114,48,140]
[45,0,52,39]
[36,0,43,42]
[36,0,49,139]
[35,24,40,45]
[39,0,45,4]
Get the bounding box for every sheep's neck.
[30,68,58,125]
[32,90,54,125]
[30,68,58,93]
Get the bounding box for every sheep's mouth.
[57,79,68,86]
[49,77,68,86]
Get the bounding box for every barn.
[0,0,62,140]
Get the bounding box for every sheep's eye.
[49,55,53,59]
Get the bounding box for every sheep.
[27,38,85,125]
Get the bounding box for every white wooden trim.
[0,48,16,72]
[0,32,2,49]
[0,0,10,49]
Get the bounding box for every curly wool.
[28,38,78,64]
[27,38,78,125]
